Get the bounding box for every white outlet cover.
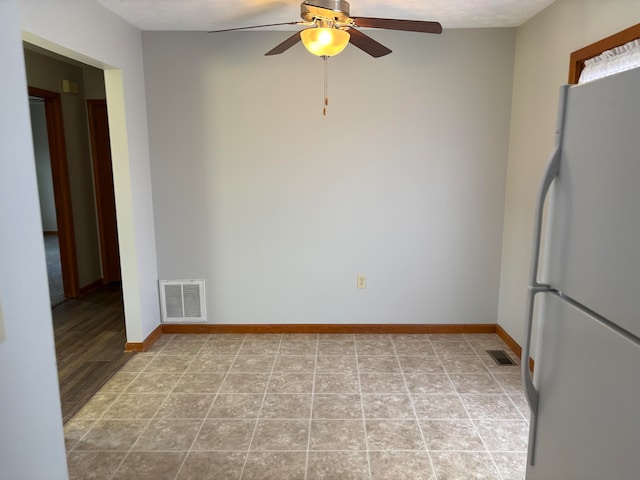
[357,274,366,289]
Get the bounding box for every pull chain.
[323,55,329,116]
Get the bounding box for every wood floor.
[52,284,133,423]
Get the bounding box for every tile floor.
[64,333,529,480]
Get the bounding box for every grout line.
[237,335,284,480]
[437,335,507,480]
[172,335,248,480]
[482,347,530,425]
[99,337,186,480]
[353,336,373,480]
[107,447,526,453]
[103,334,186,480]
[303,335,319,480]
[392,334,439,480]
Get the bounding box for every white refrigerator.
[522,67,640,480]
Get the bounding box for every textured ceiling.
[96,0,556,31]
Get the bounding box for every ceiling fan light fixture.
[300,27,350,57]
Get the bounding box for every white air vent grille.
[159,279,206,323]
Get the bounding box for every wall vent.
[159,279,206,324]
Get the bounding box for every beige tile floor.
[65,333,529,480]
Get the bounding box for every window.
[568,22,640,84]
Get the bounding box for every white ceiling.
[96,0,556,31]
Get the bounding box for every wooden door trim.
[29,86,79,298]
[87,99,108,284]
[87,99,121,284]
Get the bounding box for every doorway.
[25,45,129,420]
[87,99,121,283]
[30,97,63,305]
[25,45,124,301]
[28,86,79,303]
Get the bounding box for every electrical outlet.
[357,274,366,289]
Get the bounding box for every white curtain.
[579,38,640,83]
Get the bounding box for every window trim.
[569,22,640,84]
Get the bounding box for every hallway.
[53,285,132,422]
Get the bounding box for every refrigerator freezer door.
[543,67,640,339]
[527,293,640,480]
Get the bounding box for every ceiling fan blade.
[264,29,306,56]
[347,27,392,58]
[351,17,443,34]
[208,21,300,33]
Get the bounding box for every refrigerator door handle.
[528,84,569,290]
[523,285,549,466]
[523,85,570,466]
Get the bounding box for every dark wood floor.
[52,284,133,423]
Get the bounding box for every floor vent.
[486,350,516,366]
[159,279,206,323]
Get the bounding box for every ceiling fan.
[209,0,443,58]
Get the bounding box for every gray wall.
[0,1,68,477]
[24,49,102,288]
[30,100,58,231]
[143,28,516,325]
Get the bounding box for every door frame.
[29,86,79,298]
[87,98,121,284]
